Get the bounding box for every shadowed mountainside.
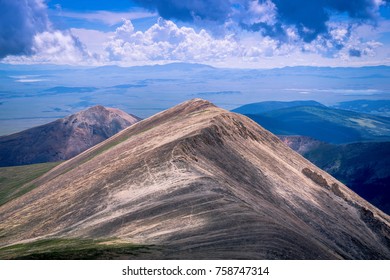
[0,106,141,167]
[280,136,390,215]
[0,99,389,259]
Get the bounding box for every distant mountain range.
[0,106,140,167]
[0,99,389,259]
[234,102,390,144]
[333,100,390,117]
[232,100,325,115]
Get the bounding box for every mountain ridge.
[0,99,389,259]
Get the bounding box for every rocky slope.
[0,99,389,259]
[0,106,141,167]
[281,136,390,215]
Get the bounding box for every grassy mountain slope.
[0,162,61,206]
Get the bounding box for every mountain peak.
[63,105,140,125]
[0,106,140,166]
[143,98,218,124]
[1,100,390,259]
[179,98,216,110]
[87,105,105,111]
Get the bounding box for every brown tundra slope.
[0,105,141,167]
[0,99,389,259]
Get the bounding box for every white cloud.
[239,0,277,26]
[105,18,240,64]
[3,30,99,65]
[101,17,389,68]
[0,0,101,65]
[2,2,388,68]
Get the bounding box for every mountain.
[333,100,390,117]
[281,136,390,215]
[232,100,325,115]
[245,105,390,144]
[0,106,141,167]
[0,99,389,259]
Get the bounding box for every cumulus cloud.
[105,18,239,63]
[1,0,387,66]
[133,0,386,43]
[135,0,386,61]
[3,31,98,65]
[0,0,98,64]
[103,15,385,66]
[300,21,384,61]
[269,0,384,42]
[0,0,49,58]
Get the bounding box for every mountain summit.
[0,99,389,259]
[0,106,141,167]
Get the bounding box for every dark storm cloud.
[134,0,385,42]
[326,0,382,19]
[271,0,383,42]
[132,0,231,23]
[0,0,49,58]
[271,0,329,42]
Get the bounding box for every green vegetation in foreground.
[0,162,61,206]
[0,238,156,260]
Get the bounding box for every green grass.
[0,238,156,260]
[0,162,61,206]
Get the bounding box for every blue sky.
[1,0,390,68]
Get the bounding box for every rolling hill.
[0,106,141,167]
[0,99,389,259]
[333,100,390,117]
[244,105,390,144]
[232,100,325,115]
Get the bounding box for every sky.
[0,0,390,68]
